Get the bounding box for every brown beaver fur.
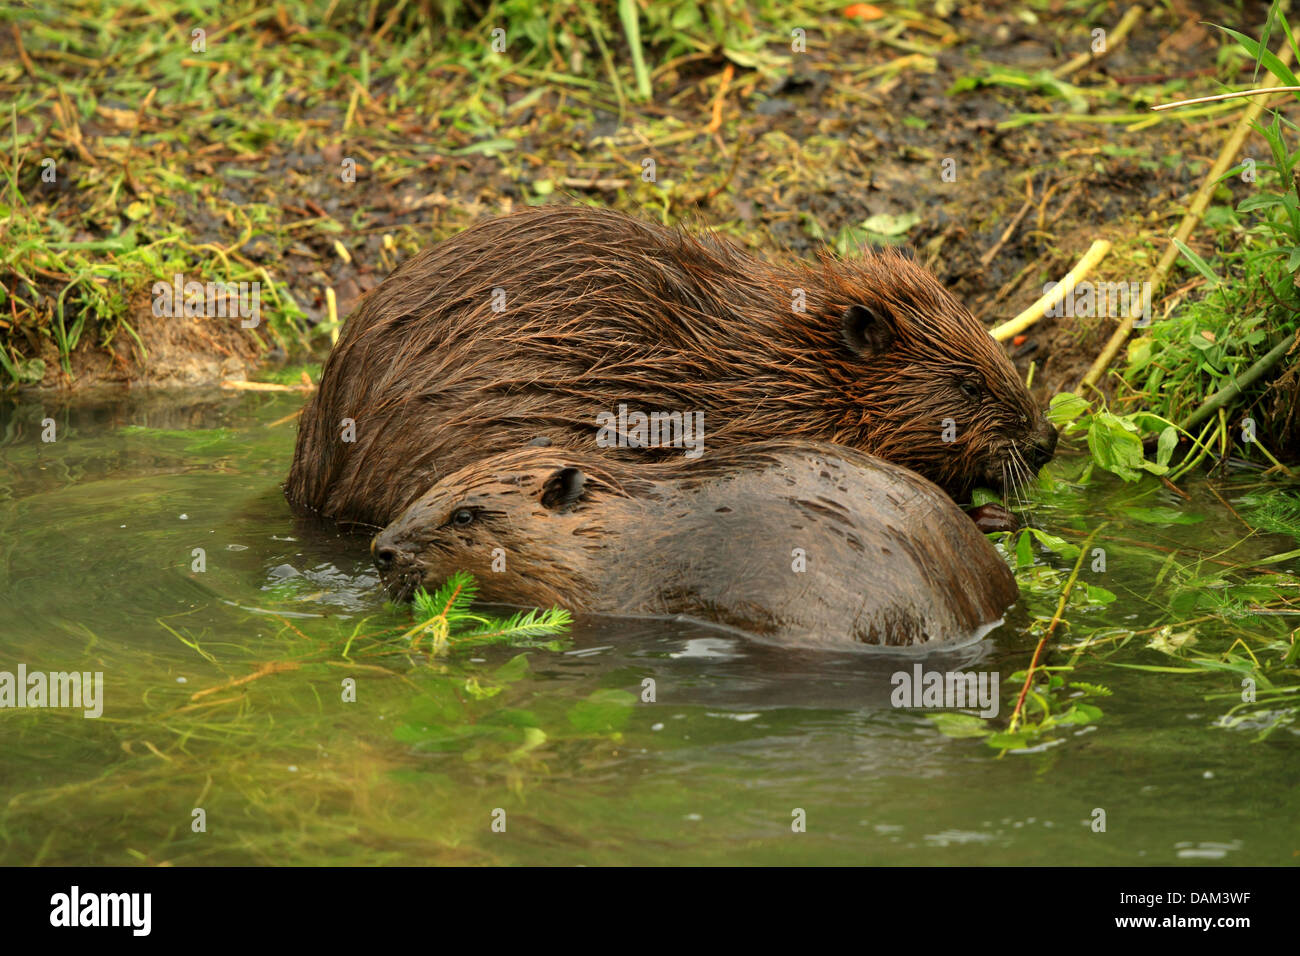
[286,204,1056,528]
[370,441,1019,648]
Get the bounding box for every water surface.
[0,390,1296,865]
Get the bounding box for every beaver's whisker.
[1009,447,1034,512]
[1012,452,1029,505]
[1003,455,1023,509]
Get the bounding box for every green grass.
[0,0,853,385]
[1117,9,1300,465]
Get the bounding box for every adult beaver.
[286,205,1056,527]
[370,442,1019,649]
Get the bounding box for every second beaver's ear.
[841,303,896,356]
[540,467,586,510]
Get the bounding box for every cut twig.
[990,240,1112,341]
[706,63,735,135]
[10,23,36,79]
[559,176,631,192]
[1177,333,1298,432]
[190,660,301,701]
[1053,5,1143,79]
[1007,524,1106,734]
[979,195,1034,267]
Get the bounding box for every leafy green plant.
[929,673,1111,753]
[1047,391,1178,482]
[1118,9,1300,460]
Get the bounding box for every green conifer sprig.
[412,570,479,624]
[397,572,571,654]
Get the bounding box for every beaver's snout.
[372,542,398,572]
[371,528,424,602]
[370,530,414,577]
[1026,420,1058,470]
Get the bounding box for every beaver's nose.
[370,534,402,573]
[1027,422,1058,469]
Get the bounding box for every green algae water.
[1,389,1297,866]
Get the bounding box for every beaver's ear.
[841,303,896,357]
[540,467,586,510]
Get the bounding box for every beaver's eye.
[958,380,983,401]
[451,508,475,527]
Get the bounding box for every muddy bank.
[0,1,1269,394]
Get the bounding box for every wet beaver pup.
[287,205,1056,528]
[371,442,1019,648]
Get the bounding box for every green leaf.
[493,653,532,683]
[1057,702,1104,725]
[860,211,922,237]
[449,138,516,157]
[463,676,503,700]
[985,730,1041,751]
[1048,391,1091,426]
[1211,24,1300,87]
[1121,505,1205,525]
[1085,413,1145,481]
[1171,238,1221,287]
[1280,12,1300,72]
[1027,527,1082,559]
[1015,529,1034,568]
[1155,425,1178,467]
[1083,584,1116,604]
[1238,194,1283,212]
[1086,411,1168,480]
[509,726,548,760]
[928,713,992,738]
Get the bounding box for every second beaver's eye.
[451,508,475,527]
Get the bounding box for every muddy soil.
[3,1,1275,396]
